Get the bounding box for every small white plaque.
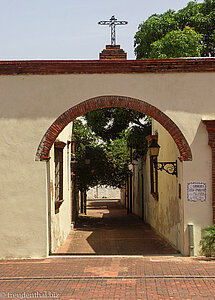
[187,182,206,202]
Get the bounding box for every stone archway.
[36,95,192,162]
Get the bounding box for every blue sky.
[0,0,203,60]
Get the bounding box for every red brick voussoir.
[35,96,192,163]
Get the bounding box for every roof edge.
[0,58,214,75]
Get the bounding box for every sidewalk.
[57,200,178,255]
[1,201,215,299]
[0,256,215,299]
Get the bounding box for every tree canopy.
[73,119,131,190]
[73,108,151,191]
[134,0,215,59]
[84,108,151,159]
[84,108,148,141]
[149,27,203,59]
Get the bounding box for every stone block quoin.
[36,95,192,164]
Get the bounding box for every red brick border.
[100,45,127,60]
[0,58,215,75]
[203,120,215,223]
[36,96,192,162]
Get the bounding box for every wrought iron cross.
[98,16,128,46]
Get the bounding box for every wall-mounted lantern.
[148,138,177,177]
[148,138,160,157]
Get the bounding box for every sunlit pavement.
[0,256,215,299]
[1,201,215,299]
[57,200,178,255]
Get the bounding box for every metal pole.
[129,173,133,214]
[84,190,87,215]
[141,173,144,221]
[111,24,116,45]
[80,191,84,214]
[127,176,129,214]
[71,135,77,226]
[188,224,194,256]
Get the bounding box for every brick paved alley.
[0,256,215,299]
[57,200,178,255]
[1,201,215,299]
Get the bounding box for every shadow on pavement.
[56,200,179,256]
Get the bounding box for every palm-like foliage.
[200,225,215,256]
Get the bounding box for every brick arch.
[36,96,192,162]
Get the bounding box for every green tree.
[84,108,150,142]
[73,119,131,190]
[73,106,152,190]
[134,10,178,59]
[149,27,204,59]
[105,132,131,188]
[84,107,151,160]
[134,0,215,59]
[126,124,151,159]
[74,107,152,191]
[73,119,108,191]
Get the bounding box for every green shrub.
[199,225,215,257]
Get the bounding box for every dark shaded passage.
[57,200,178,255]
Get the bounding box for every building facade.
[0,56,215,258]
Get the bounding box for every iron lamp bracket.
[154,160,178,177]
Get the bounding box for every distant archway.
[36,95,192,162]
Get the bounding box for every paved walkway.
[1,201,215,299]
[0,256,215,299]
[57,200,178,255]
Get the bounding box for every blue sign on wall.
[187,182,206,202]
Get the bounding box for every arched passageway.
[38,95,192,256]
[36,95,192,162]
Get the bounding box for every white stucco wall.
[132,159,144,218]
[0,119,48,258]
[48,123,72,253]
[87,186,120,199]
[0,72,214,257]
[183,121,213,255]
[144,121,183,252]
[144,118,213,255]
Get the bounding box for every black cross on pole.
[98,16,128,46]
